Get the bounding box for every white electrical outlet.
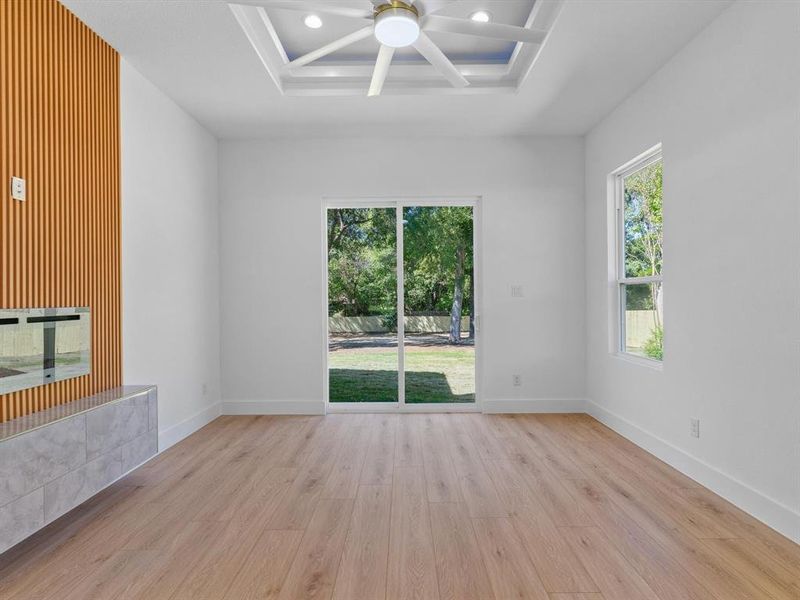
[11,176,25,201]
[513,374,521,387]
[511,285,524,298]
[690,418,700,438]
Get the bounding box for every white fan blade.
[423,15,547,44]
[287,26,374,69]
[412,31,468,88]
[229,1,373,20]
[368,45,396,97]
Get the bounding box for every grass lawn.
[329,347,475,403]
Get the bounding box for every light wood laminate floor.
[1,413,798,600]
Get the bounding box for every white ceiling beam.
[287,63,508,79]
[423,15,548,44]
[230,1,373,20]
[282,82,515,97]
[509,0,565,87]
[255,6,288,64]
[228,3,286,93]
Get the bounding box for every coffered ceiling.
[62,0,732,139]
[228,0,562,96]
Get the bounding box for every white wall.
[220,137,585,414]
[121,60,221,449]
[585,1,800,541]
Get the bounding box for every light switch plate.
[11,176,26,201]
[511,285,524,298]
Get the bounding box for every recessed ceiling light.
[304,14,323,29]
[470,10,491,23]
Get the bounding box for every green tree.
[624,161,663,358]
[327,206,474,343]
[327,208,396,317]
[403,207,473,343]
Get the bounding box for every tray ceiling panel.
[229,0,561,96]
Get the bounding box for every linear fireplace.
[0,307,91,395]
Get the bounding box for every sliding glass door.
[327,207,398,403]
[402,206,475,404]
[326,200,477,409]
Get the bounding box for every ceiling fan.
[252,0,548,97]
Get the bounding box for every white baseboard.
[158,401,222,451]
[482,398,588,414]
[222,399,325,415]
[586,400,800,544]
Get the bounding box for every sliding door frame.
[322,196,482,414]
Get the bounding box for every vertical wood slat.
[0,0,121,423]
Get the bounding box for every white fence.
[330,312,658,343]
[329,315,471,334]
[626,310,659,349]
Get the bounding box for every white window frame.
[612,145,663,366]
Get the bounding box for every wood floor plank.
[512,416,588,480]
[267,422,344,530]
[277,498,354,600]
[4,501,170,599]
[60,549,159,600]
[561,527,661,600]
[222,529,303,600]
[0,484,138,597]
[429,502,493,600]
[700,537,800,600]
[332,485,392,600]
[486,459,538,509]
[548,594,604,600]
[581,417,701,490]
[170,518,269,600]
[361,414,398,486]
[421,416,462,503]
[444,427,507,518]
[322,424,371,499]
[508,502,598,594]
[387,467,440,600]
[675,486,800,569]
[471,517,550,600]
[572,435,738,540]
[563,478,716,600]
[395,414,425,467]
[461,414,508,462]
[504,435,593,527]
[568,475,767,600]
[124,520,234,600]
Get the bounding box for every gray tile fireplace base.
[0,385,158,554]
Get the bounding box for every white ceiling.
[62,0,731,139]
[269,1,534,63]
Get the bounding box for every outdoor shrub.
[381,312,398,332]
[644,326,663,360]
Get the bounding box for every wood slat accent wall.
[0,0,121,423]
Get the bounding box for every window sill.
[612,352,663,371]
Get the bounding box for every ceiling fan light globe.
[374,8,420,48]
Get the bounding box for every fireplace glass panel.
[0,308,91,395]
